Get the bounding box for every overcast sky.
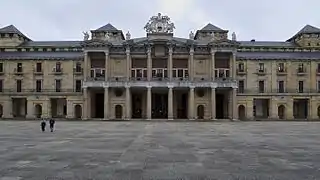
[0,0,319,41]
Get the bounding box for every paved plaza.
[0,121,320,180]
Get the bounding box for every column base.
[167,118,174,121]
[211,118,217,121]
[232,118,239,121]
[188,118,195,121]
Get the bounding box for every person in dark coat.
[49,119,55,132]
[41,119,46,132]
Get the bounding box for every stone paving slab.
[0,121,320,179]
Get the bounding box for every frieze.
[109,46,126,55]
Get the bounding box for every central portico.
[82,13,239,120]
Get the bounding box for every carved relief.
[144,13,175,34]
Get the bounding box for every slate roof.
[287,25,320,41]
[0,25,30,40]
[239,41,296,47]
[92,23,119,32]
[200,23,227,32]
[0,52,82,60]
[20,41,82,47]
[237,52,320,60]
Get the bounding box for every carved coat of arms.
[144,13,175,34]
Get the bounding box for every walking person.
[49,119,55,132]
[41,119,46,132]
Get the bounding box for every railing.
[237,88,320,94]
[0,89,83,95]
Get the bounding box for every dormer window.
[9,33,13,38]
[0,34,4,38]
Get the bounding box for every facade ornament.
[83,31,89,41]
[189,31,194,39]
[105,32,111,40]
[144,13,175,34]
[232,32,237,41]
[126,31,131,40]
[211,32,215,41]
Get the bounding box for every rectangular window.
[0,63,3,72]
[238,63,244,72]
[258,80,265,93]
[258,63,264,72]
[55,79,61,92]
[75,80,82,92]
[16,80,22,92]
[278,63,285,72]
[17,63,22,72]
[75,62,82,72]
[0,79,3,92]
[318,81,320,92]
[238,80,244,93]
[55,62,61,72]
[298,81,304,93]
[318,64,320,73]
[298,64,304,73]
[278,81,284,93]
[36,63,42,72]
[36,80,42,92]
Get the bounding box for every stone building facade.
[0,13,320,120]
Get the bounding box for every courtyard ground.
[0,121,320,180]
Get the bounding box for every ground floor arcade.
[83,87,238,120]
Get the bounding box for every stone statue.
[211,32,215,41]
[189,31,194,39]
[232,32,237,41]
[144,12,175,34]
[105,32,111,40]
[126,31,131,40]
[83,31,89,41]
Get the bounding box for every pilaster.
[168,87,173,120]
[232,88,238,120]
[147,47,152,81]
[104,87,109,120]
[189,47,194,81]
[126,47,131,81]
[211,88,216,120]
[105,50,109,80]
[211,49,216,80]
[270,98,278,119]
[310,99,318,120]
[232,52,237,78]
[188,87,195,120]
[246,100,254,120]
[83,88,88,119]
[66,100,73,119]
[84,51,88,81]
[42,99,51,118]
[26,99,34,119]
[125,87,131,120]
[147,87,152,120]
[168,46,173,81]
[286,99,294,120]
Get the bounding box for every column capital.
[104,50,109,56]
[189,48,194,55]
[189,86,195,90]
[146,85,152,89]
[126,48,130,55]
[210,48,216,55]
[168,85,174,89]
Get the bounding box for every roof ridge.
[95,23,118,31]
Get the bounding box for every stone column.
[83,88,88,119]
[42,99,51,118]
[286,99,294,120]
[26,99,34,119]
[189,47,194,81]
[104,87,109,120]
[168,46,173,80]
[232,52,237,78]
[105,50,109,81]
[270,98,278,119]
[147,46,152,81]
[126,47,131,81]
[246,100,254,120]
[147,86,152,120]
[84,51,88,81]
[188,87,195,119]
[168,87,173,120]
[211,49,216,80]
[66,100,73,119]
[125,86,131,120]
[3,98,13,118]
[232,88,238,120]
[211,88,216,120]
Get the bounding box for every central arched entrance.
[35,104,42,118]
[115,105,123,119]
[74,105,82,119]
[278,105,285,119]
[238,105,246,120]
[197,105,204,119]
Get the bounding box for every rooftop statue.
[232,32,237,41]
[189,31,194,39]
[126,31,131,40]
[83,31,89,41]
[144,13,175,34]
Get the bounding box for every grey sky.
[1,0,319,41]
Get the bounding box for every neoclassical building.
[0,13,320,120]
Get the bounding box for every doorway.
[74,105,82,119]
[293,99,308,119]
[132,93,143,118]
[152,93,168,119]
[115,105,123,119]
[216,94,224,119]
[35,104,42,118]
[278,105,285,119]
[238,105,246,120]
[95,93,104,118]
[197,105,205,119]
[177,93,188,119]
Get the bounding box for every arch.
[197,105,205,119]
[115,105,123,119]
[0,104,3,118]
[278,105,286,119]
[35,104,42,118]
[74,105,82,119]
[238,105,246,120]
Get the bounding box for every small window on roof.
[26,48,30,52]
[43,48,47,52]
[17,48,21,52]
[52,48,56,52]
[9,33,13,38]
[0,48,4,52]
[34,48,38,51]
[0,34,4,38]
[308,43,311,46]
